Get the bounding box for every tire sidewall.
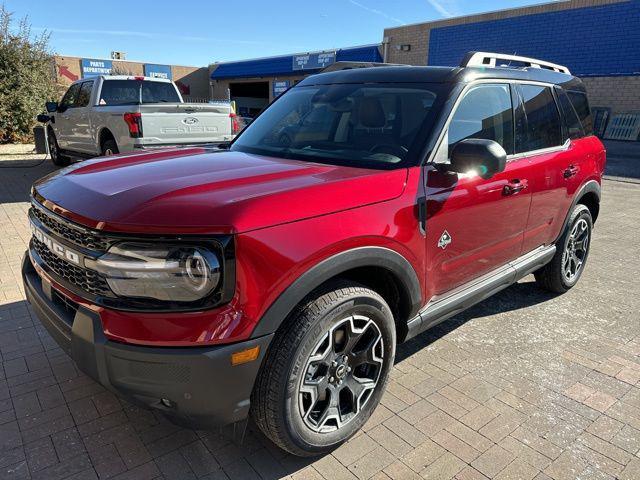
[47,129,66,166]
[101,139,119,156]
[560,206,593,288]
[283,292,395,453]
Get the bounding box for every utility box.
[33,125,48,154]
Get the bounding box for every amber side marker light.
[231,345,260,366]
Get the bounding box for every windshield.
[98,80,180,106]
[231,83,444,169]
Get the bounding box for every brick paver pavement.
[1,151,639,479]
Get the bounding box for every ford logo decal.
[183,117,199,125]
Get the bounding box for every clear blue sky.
[6,0,546,66]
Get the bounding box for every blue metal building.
[210,44,382,116]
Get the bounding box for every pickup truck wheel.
[252,282,395,457]
[101,139,119,156]
[47,130,71,167]
[535,204,592,293]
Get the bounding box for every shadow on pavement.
[397,280,556,362]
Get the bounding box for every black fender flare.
[555,180,601,243]
[250,246,422,338]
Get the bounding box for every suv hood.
[34,148,407,234]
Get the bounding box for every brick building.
[383,0,640,116]
[53,55,210,101]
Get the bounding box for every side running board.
[405,245,556,341]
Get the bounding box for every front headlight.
[91,242,221,302]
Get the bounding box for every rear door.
[425,82,532,297]
[517,83,587,252]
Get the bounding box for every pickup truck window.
[60,83,80,109]
[76,81,94,108]
[99,80,180,106]
[231,83,443,169]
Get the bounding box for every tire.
[47,129,71,167]
[101,138,119,156]
[535,204,593,293]
[252,282,396,457]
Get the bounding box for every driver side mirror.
[449,139,507,179]
[45,101,58,113]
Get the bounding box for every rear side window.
[447,84,514,155]
[76,81,93,108]
[566,91,594,136]
[520,85,562,152]
[99,80,180,106]
[556,88,584,140]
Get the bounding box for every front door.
[424,82,532,298]
[53,83,81,149]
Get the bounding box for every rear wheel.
[47,129,71,167]
[101,138,119,157]
[252,282,395,456]
[535,204,592,293]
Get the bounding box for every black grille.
[32,238,111,296]
[30,207,109,251]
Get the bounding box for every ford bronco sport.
[23,52,605,456]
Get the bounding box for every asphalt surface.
[0,147,639,479]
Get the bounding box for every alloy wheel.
[562,218,589,282]
[298,315,384,433]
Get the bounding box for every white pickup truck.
[43,76,236,166]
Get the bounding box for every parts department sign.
[144,64,172,80]
[81,58,112,77]
[273,80,290,97]
[292,51,336,71]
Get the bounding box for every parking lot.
[0,148,639,480]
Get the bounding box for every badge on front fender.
[438,230,452,249]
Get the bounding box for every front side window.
[520,84,562,152]
[76,81,94,108]
[447,84,514,156]
[231,83,445,169]
[60,83,80,109]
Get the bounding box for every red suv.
[23,52,605,456]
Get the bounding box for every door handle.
[503,179,528,196]
[563,165,578,178]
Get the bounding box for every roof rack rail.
[460,51,571,74]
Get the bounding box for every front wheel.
[252,282,395,456]
[47,129,71,167]
[535,204,593,293]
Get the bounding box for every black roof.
[297,65,585,91]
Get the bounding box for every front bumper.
[22,254,272,429]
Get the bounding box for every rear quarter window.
[566,91,594,136]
